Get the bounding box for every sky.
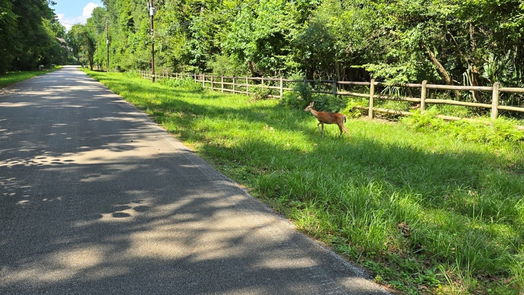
[52,0,104,31]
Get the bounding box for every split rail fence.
[138,70,524,130]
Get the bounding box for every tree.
[67,24,96,70]
[78,0,523,90]
[0,0,67,72]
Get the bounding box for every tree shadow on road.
[0,68,386,294]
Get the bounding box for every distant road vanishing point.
[0,66,390,294]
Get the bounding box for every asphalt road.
[0,66,390,294]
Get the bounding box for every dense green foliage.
[79,0,523,89]
[0,0,68,73]
[87,70,524,294]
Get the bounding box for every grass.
[0,67,60,88]
[85,70,524,295]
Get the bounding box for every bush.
[293,79,313,104]
[160,77,203,92]
[279,73,313,109]
[342,98,368,118]
[310,93,347,112]
[280,91,305,109]
[280,73,347,112]
[251,86,272,100]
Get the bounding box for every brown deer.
[304,102,348,136]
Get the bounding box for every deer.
[304,102,348,136]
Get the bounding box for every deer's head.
[304,102,315,112]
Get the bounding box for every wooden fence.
[138,71,524,130]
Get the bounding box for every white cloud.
[58,2,100,31]
[82,2,99,18]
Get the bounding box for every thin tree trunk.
[423,44,462,98]
[469,65,481,102]
[423,45,453,85]
[468,23,481,102]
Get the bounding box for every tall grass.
[86,70,524,295]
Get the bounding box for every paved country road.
[0,66,390,294]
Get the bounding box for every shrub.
[310,93,347,112]
[280,73,348,112]
[294,79,313,104]
[251,86,272,100]
[280,91,305,109]
[342,98,368,118]
[279,78,312,109]
[280,73,313,108]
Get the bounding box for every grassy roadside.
[0,67,61,88]
[85,70,524,295]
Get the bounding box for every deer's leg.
[338,123,347,136]
[321,123,325,136]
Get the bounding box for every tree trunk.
[423,44,461,98]
[423,45,453,85]
[469,65,481,102]
[468,24,481,102]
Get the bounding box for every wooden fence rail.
[137,70,524,129]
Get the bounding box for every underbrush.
[159,77,204,92]
[86,70,524,295]
[403,109,524,145]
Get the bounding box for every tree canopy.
[0,0,68,73]
[74,0,523,88]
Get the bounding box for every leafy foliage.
[250,85,272,100]
[76,0,523,109]
[0,0,67,73]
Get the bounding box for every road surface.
[0,66,389,294]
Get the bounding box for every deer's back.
[316,111,345,124]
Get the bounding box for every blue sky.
[52,0,104,31]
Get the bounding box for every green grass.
[85,70,524,295]
[0,67,60,88]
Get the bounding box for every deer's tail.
[344,116,347,123]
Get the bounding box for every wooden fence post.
[369,79,376,119]
[246,77,249,95]
[491,82,500,120]
[279,76,284,98]
[420,80,427,111]
[332,80,338,96]
[221,76,224,92]
[233,77,236,93]
[211,75,214,90]
[202,74,205,87]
